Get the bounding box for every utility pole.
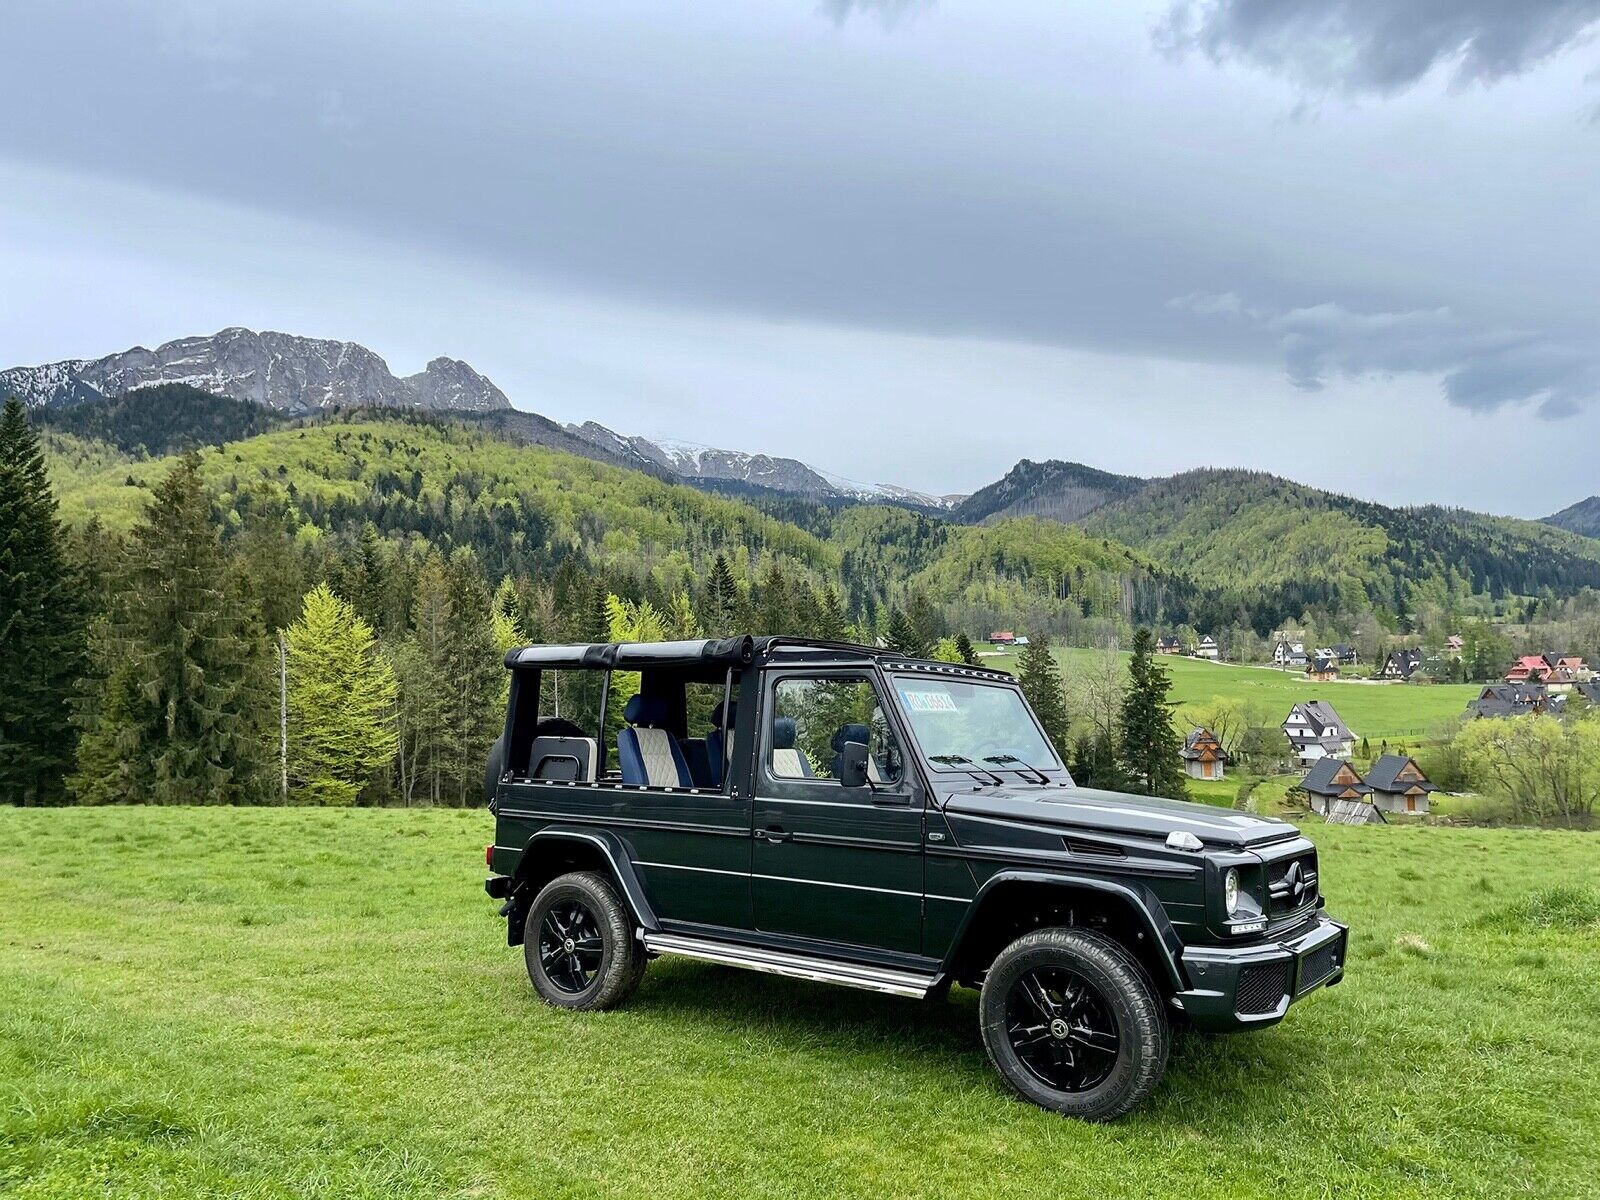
[279,633,288,802]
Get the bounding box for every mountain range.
[9,328,1600,619]
[0,328,512,417]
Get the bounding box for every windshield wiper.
[929,754,1005,786]
[984,754,1051,785]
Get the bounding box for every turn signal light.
[484,844,493,867]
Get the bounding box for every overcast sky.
[3,1,1598,514]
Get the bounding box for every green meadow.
[980,645,1479,744]
[3,806,1598,1199]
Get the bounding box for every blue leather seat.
[770,715,813,778]
[705,701,736,788]
[617,694,692,788]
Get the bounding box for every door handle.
[761,825,791,843]
[869,792,914,807]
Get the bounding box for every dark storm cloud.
[1156,0,1600,94]
[1173,294,1600,419]
[3,1,1598,428]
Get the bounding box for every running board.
[641,931,940,999]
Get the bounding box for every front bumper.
[1173,913,1348,1032]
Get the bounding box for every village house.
[1378,648,1425,680]
[1505,653,1587,691]
[1467,682,1562,719]
[988,631,1016,645]
[1180,727,1229,780]
[1578,679,1600,708]
[1195,634,1220,661]
[1444,635,1464,656]
[1365,754,1436,815]
[1282,700,1356,765]
[1331,644,1359,665]
[1305,655,1340,682]
[1272,640,1308,668]
[1299,758,1384,824]
[1155,635,1183,655]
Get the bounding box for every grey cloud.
[1155,0,1600,94]
[1174,294,1600,418]
[819,0,934,27]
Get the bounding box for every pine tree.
[816,585,849,642]
[0,399,87,803]
[71,454,270,804]
[1118,627,1188,800]
[705,553,740,635]
[442,550,503,805]
[405,550,453,804]
[285,583,398,804]
[754,558,790,636]
[1016,633,1070,757]
[954,632,979,666]
[885,607,931,657]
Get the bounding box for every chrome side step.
[641,931,940,998]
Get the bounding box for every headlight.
[1224,868,1240,915]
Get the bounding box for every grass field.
[4,807,1599,1199]
[979,645,1479,744]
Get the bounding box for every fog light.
[1225,868,1240,915]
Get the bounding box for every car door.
[750,670,925,956]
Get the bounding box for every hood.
[942,784,1298,850]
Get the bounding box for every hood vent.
[1064,837,1125,859]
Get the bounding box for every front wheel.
[523,871,645,1010]
[978,928,1169,1121]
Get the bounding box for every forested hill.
[953,459,1146,525]
[40,410,1205,634]
[1544,495,1600,538]
[1079,468,1600,615]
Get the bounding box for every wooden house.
[988,631,1016,645]
[1299,758,1382,823]
[1155,635,1183,655]
[1305,655,1340,682]
[1365,754,1436,815]
[1195,634,1220,660]
[1180,727,1229,780]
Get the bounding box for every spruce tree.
[1118,627,1188,800]
[705,553,740,634]
[816,585,849,642]
[72,453,269,804]
[442,550,503,805]
[885,607,931,657]
[0,398,86,803]
[954,632,979,666]
[285,583,398,804]
[1016,633,1070,757]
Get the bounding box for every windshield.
[890,677,1061,773]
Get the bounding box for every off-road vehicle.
[483,636,1347,1120]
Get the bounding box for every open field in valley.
[979,645,1481,744]
[4,807,1599,1199]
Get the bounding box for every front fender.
[943,869,1187,990]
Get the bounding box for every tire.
[978,927,1169,1121]
[523,871,645,1010]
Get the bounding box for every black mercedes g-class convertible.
[483,636,1347,1120]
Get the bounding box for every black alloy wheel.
[1004,966,1121,1092]
[538,899,604,994]
[523,870,646,1010]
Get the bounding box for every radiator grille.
[1235,961,1289,1015]
[1267,852,1319,916]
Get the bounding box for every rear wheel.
[523,871,644,1010]
[979,927,1169,1121]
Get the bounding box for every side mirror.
[838,740,870,788]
